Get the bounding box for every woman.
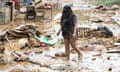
[57,5,82,60]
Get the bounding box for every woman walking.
[57,5,82,60]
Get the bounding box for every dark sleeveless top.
[61,14,77,38]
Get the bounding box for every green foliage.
[95,0,120,6]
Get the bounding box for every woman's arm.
[73,15,77,37]
[73,23,77,37]
[57,27,62,36]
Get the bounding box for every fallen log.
[107,51,120,53]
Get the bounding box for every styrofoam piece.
[114,42,120,45]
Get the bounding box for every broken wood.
[107,51,120,53]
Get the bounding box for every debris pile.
[0,24,41,41]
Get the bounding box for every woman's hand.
[57,31,60,36]
[72,32,76,38]
[57,28,61,36]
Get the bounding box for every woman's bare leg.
[70,36,82,60]
[64,38,70,60]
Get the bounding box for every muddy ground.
[0,1,120,72]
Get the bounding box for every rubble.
[77,25,113,38]
[0,1,120,72]
[0,24,41,41]
[111,4,120,10]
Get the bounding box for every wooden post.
[12,1,15,23]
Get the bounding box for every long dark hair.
[61,5,74,32]
[61,5,73,24]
